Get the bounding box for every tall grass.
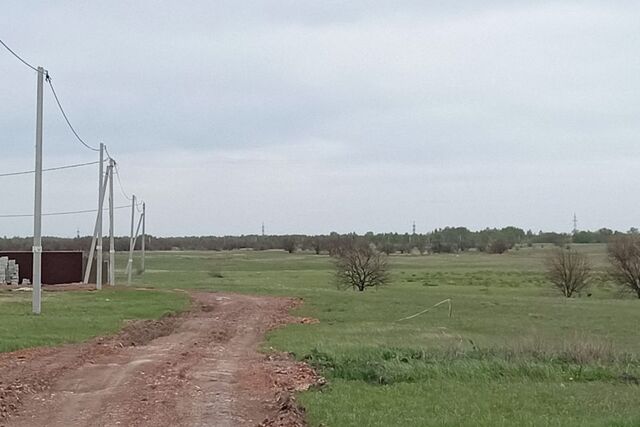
[303,337,640,386]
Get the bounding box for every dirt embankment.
[0,292,322,427]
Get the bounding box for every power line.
[114,163,133,201]
[104,145,114,162]
[1,39,146,225]
[46,75,100,152]
[0,160,103,178]
[1,39,99,153]
[108,150,143,206]
[0,38,38,72]
[0,205,129,219]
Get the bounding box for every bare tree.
[608,235,640,298]
[546,248,591,297]
[282,237,297,254]
[333,241,389,291]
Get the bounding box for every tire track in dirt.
[1,292,320,427]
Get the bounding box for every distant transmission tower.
[572,213,578,235]
[261,222,265,237]
[409,221,416,244]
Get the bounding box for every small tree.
[608,235,640,298]
[282,237,297,254]
[546,248,591,297]
[378,241,395,255]
[486,239,510,254]
[415,235,428,255]
[333,241,389,291]
[313,237,323,255]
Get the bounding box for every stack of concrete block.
[0,257,19,286]
[9,260,19,285]
[0,257,7,285]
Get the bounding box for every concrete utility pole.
[83,170,109,285]
[133,213,144,248]
[32,66,45,315]
[141,203,146,273]
[127,194,136,285]
[96,143,104,290]
[108,159,115,286]
[127,206,145,284]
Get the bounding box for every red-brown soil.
[0,292,321,427]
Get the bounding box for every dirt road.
[0,292,319,426]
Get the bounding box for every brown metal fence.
[0,251,83,285]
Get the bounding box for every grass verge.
[0,288,189,353]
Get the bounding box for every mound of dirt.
[116,314,182,347]
[259,393,307,427]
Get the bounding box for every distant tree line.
[0,227,635,254]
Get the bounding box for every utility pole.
[133,212,143,250]
[141,202,146,273]
[32,66,45,315]
[83,170,109,285]
[96,143,104,290]
[108,159,115,286]
[126,208,145,282]
[127,194,136,285]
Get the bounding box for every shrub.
[486,239,510,254]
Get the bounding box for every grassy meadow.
[130,244,639,426]
[2,243,640,425]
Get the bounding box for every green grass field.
[2,244,639,425]
[126,244,640,426]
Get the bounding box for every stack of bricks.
[0,257,19,286]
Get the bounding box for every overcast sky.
[1,1,639,237]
